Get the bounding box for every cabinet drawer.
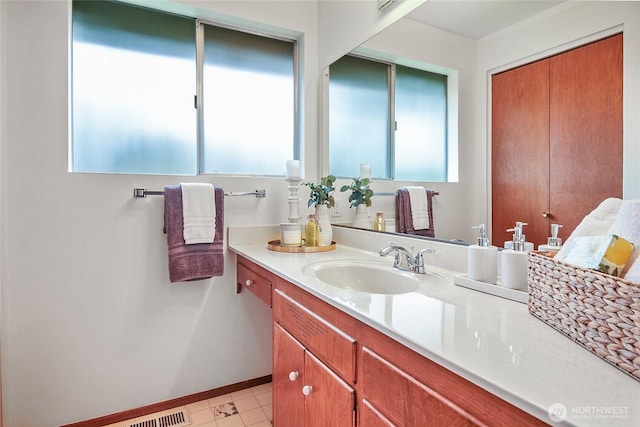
[362,347,480,426]
[237,260,272,307]
[273,289,356,383]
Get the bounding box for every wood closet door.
[492,34,623,247]
[548,33,623,238]
[492,59,550,247]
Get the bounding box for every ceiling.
[406,0,564,40]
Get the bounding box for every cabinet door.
[492,59,550,246]
[273,323,305,426]
[304,351,355,427]
[549,33,623,237]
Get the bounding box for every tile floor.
[105,382,272,427]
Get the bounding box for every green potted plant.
[303,175,336,208]
[341,177,374,229]
[303,175,336,246]
[340,177,373,208]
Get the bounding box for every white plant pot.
[352,204,371,229]
[315,204,333,246]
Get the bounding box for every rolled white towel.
[608,200,640,282]
[555,198,622,260]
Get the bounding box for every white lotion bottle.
[538,224,563,252]
[501,223,529,291]
[467,224,498,284]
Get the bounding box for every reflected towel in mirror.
[395,187,435,237]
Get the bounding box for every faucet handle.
[414,248,435,274]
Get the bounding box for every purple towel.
[395,188,435,238]
[163,185,224,282]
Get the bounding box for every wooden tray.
[267,240,336,253]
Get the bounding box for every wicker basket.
[528,250,640,381]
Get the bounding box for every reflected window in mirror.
[327,55,447,181]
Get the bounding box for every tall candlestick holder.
[285,177,304,223]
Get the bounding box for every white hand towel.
[181,183,216,244]
[406,186,430,230]
[608,199,640,282]
[555,198,622,260]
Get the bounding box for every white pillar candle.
[286,160,301,178]
[359,163,371,180]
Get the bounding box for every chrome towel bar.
[374,191,439,197]
[133,188,266,199]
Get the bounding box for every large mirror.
[323,1,638,246]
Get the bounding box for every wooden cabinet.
[236,255,274,307]
[361,346,477,426]
[492,33,623,246]
[273,324,305,426]
[268,270,547,427]
[273,290,356,427]
[359,399,395,427]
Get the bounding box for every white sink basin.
[302,259,445,294]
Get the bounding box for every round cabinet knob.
[302,385,313,396]
[245,279,253,287]
[542,211,550,218]
[288,371,299,381]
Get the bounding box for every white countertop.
[228,225,639,427]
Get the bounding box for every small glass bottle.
[305,214,319,247]
[373,212,385,232]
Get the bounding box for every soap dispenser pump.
[467,224,498,284]
[501,223,529,291]
[503,221,534,251]
[538,224,563,252]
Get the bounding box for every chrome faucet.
[413,248,435,274]
[379,243,434,274]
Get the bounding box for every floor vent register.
[129,408,190,427]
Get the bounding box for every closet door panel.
[492,59,550,246]
[549,34,623,238]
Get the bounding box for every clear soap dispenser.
[500,222,529,291]
[538,224,563,252]
[467,224,498,284]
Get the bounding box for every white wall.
[338,18,478,242]
[475,1,640,238]
[1,1,318,426]
[318,0,427,68]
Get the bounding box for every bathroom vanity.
[229,226,640,426]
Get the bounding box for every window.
[328,56,390,179]
[71,0,297,175]
[201,25,295,174]
[72,1,197,174]
[328,55,448,181]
